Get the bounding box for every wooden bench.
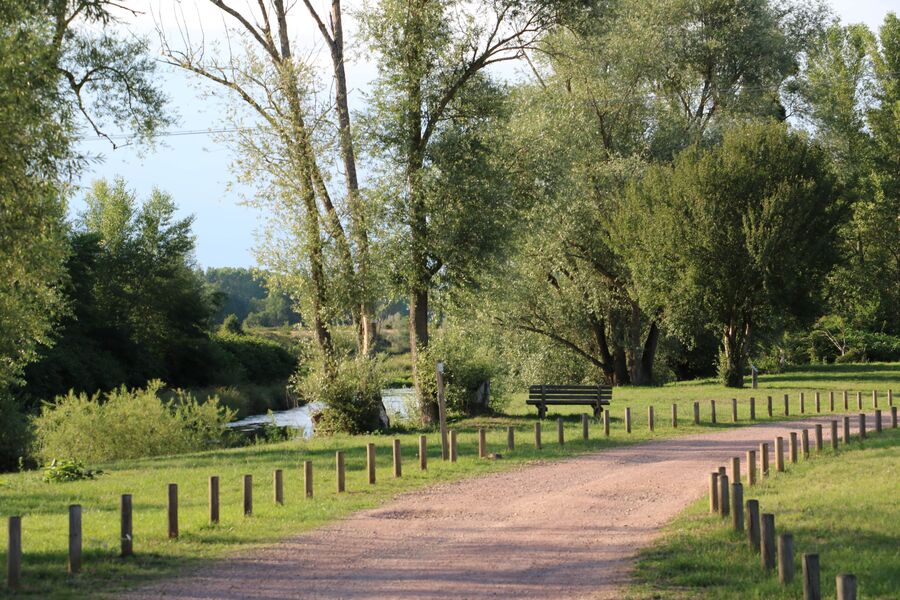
[527,385,611,419]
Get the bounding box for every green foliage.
[41,459,102,483]
[212,332,297,385]
[220,314,244,335]
[297,357,385,435]
[0,394,33,472]
[32,381,236,464]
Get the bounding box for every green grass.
[0,363,896,598]
[628,428,900,600]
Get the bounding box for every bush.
[296,357,384,435]
[0,395,32,472]
[32,381,236,464]
[42,459,103,483]
[212,332,297,384]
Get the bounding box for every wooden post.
[209,476,219,525]
[875,409,882,433]
[831,420,838,450]
[507,426,515,451]
[731,456,741,484]
[367,443,376,484]
[732,397,738,422]
[784,394,790,416]
[709,472,719,513]
[7,516,21,590]
[672,403,678,428]
[582,413,589,440]
[603,410,610,436]
[815,391,821,413]
[746,499,760,551]
[829,391,835,412]
[760,442,769,476]
[243,474,253,516]
[836,574,857,600]
[121,494,133,557]
[418,435,427,470]
[872,389,877,408]
[479,427,487,457]
[801,429,810,458]
[625,407,632,433]
[718,473,730,518]
[274,469,284,505]
[648,406,654,432]
[843,390,849,410]
[693,401,700,424]
[775,437,785,472]
[335,452,344,493]
[815,424,823,452]
[68,504,82,575]
[778,533,794,583]
[534,422,542,449]
[800,392,805,414]
[858,413,866,439]
[450,430,458,461]
[843,416,851,443]
[304,460,313,498]
[803,554,821,600]
[167,483,178,539]
[711,400,717,424]
[767,395,773,417]
[856,391,862,410]
[436,362,450,461]
[557,417,565,446]
[750,397,756,420]
[747,450,756,485]
[790,432,798,464]
[892,406,898,429]
[730,483,743,531]
[393,438,402,478]
[890,389,894,406]
[761,513,776,570]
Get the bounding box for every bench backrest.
[528,385,612,401]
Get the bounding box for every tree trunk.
[721,322,749,388]
[631,321,659,385]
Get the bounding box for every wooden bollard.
[858,413,866,439]
[7,516,22,590]
[842,416,851,443]
[625,407,632,433]
[831,420,838,450]
[790,432,798,463]
[731,456,741,484]
[68,504,82,575]
[856,391,862,410]
[872,389,878,408]
[167,483,178,539]
[843,390,849,410]
[693,401,700,424]
[274,469,284,505]
[746,499,760,551]
[815,391,821,413]
[730,483,743,531]
[709,472,719,513]
[582,413,589,440]
[718,473,730,518]
[335,451,345,493]
[648,406,654,432]
[121,494,133,557]
[875,409,882,433]
[778,533,794,583]
[450,430,458,461]
[243,474,253,516]
[507,427,515,451]
[892,406,898,429]
[747,450,756,485]
[534,422,542,449]
[750,397,756,420]
[836,574,857,600]
[761,513,776,570]
[711,400,717,424]
[800,392,805,414]
[775,437,785,472]
[815,424,823,451]
[732,397,738,422]
[760,442,769,476]
[803,554,821,600]
[419,435,427,470]
[557,417,564,446]
[783,393,789,416]
[479,428,487,457]
[393,438,402,478]
[367,443,377,483]
[767,395,773,417]
[671,403,677,428]
[801,429,810,458]
[304,460,313,498]
[603,411,610,436]
[209,476,220,524]
[829,390,835,412]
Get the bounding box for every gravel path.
[125,413,879,600]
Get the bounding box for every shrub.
[296,357,384,435]
[212,332,297,384]
[0,395,32,472]
[32,381,236,464]
[42,459,103,483]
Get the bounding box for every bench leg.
[594,405,602,418]
[538,405,546,419]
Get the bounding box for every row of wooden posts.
[4,390,895,590]
[707,411,896,600]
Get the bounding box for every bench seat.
[527,385,611,418]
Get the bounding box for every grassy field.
[0,363,896,598]
[628,428,900,599]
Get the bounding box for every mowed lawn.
[0,363,896,598]
[628,428,900,599]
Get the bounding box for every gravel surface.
[125,413,877,599]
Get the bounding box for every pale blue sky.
[73,0,897,269]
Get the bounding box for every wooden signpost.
[436,362,450,461]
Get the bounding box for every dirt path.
[126,413,880,600]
